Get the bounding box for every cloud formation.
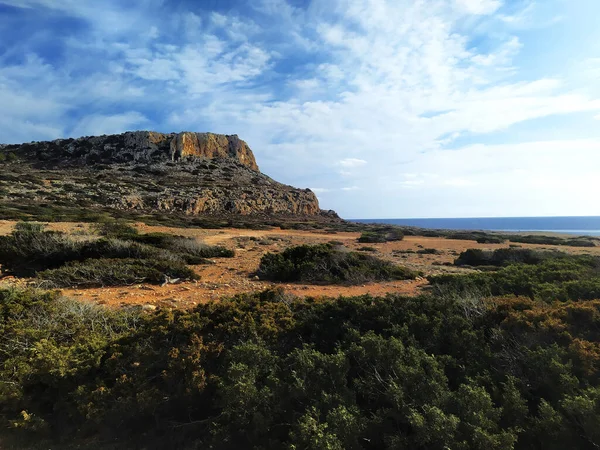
[0,0,599,217]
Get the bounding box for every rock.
[1,130,339,218]
[142,304,157,311]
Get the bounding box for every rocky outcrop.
[0,131,334,219]
[169,132,258,170]
[7,131,259,171]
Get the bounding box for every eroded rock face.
[9,131,259,171]
[0,131,333,218]
[169,132,258,171]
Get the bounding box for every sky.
[1,0,600,219]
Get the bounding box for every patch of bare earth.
[1,220,598,309]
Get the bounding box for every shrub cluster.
[38,258,198,288]
[454,247,567,267]
[357,228,404,243]
[258,243,417,284]
[430,248,600,301]
[0,222,233,286]
[2,287,600,449]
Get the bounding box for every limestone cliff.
[0,131,335,219]
[10,131,259,171]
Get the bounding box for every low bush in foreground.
[2,287,600,449]
[257,243,417,284]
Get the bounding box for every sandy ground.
[1,220,598,309]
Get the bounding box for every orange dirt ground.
[1,220,598,309]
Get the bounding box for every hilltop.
[0,131,338,222]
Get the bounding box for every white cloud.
[70,112,148,138]
[338,158,367,168]
[1,0,600,217]
[454,0,502,15]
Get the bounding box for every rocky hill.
[0,131,337,221]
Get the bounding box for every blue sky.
[1,0,600,219]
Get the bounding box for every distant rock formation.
[0,131,337,219]
[7,131,259,171]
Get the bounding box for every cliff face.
[0,131,333,218]
[9,131,259,171]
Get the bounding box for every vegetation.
[430,248,600,302]
[358,229,404,243]
[455,247,566,267]
[0,222,230,286]
[258,243,418,284]
[2,220,600,448]
[38,258,198,288]
[1,285,600,449]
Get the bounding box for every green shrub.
[455,248,567,267]
[477,236,506,244]
[0,223,84,276]
[357,231,386,243]
[416,248,440,255]
[3,288,600,448]
[508,235,597,247]
[130,233,234,262]
[431,252,600,301]
[358,229,404,243]
[92,219,138,238]
[37,258,199,287]
[257,243,417,284]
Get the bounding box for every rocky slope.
[0,131,337,219]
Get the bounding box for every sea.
[351,216,600,237]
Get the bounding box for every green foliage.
[37,258,199,287]
[258,243,417,284]
[4,288,600,448]
[3,287,600,448]
[417,247,440,255]
[130,232,235,261]
[431,249,600,302]
[357,229,404,243]
[0,222,84,276]
[455,248,569,267]
[92,219,139,238]
[508,235,597,248]
[0,222,232,285]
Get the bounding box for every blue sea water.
[351,216,600,237]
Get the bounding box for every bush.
[477,236,506,244]
[130,233,234,262]
[257,243,417,284]
[357,231,387,243]
[416,248,440,255]
[431,252,600,301]
[0,226,181,276]
[0,222,227,278]
[508,235,597,248]
[455,248,566,267]
[92,219,139,238]
[37,258,199,288]
[3,288,600,448]
[0,223,84,276]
